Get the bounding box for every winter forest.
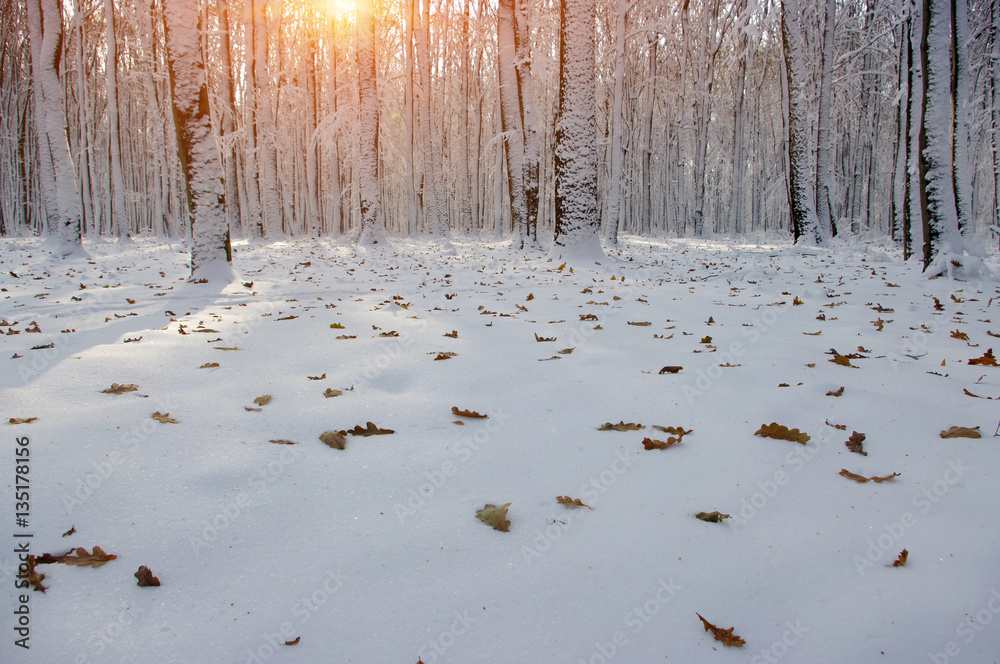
[4,0,999,270]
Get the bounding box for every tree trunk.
[356,0,385,245]
[814,0,836,241]
[162,0,232,276]
[498,0,527,247]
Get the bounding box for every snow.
[2,235,1000,664]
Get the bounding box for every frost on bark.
[553,0,604,260]
[919,0,963,271]
[26,0,83,257]
[498,0,527,247]
[514,0,540,243]
[356,0,386,246]
[781,0,821,246]
[814,0,837,241]
[162,0,232,277]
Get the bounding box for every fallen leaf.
[534,332,556,342]
[695,511,730,523]
[659,366,683,374]
[43,546,118,568]
[269,439,296,445]
[336,335,357,339]
[696,614,745,647]
[940,426,982,439]
[846,431,867,455]
[700,335,713,344]
[378,330,399,337]
[452,407,488,418]
[793,296,804,305]
[152,412,179,424]
[134,565,161,587]
[319,431,347,450]
[963,388,998,399]
[62,526,76,537]
[599,421,644,432]
[968,349,998,366]
[25,556,46,592]
[433,352,457,360]
[9,417,38,424]
[839,469,900,483]
[101,383,139,395]
[951,329,970,341]
[643,437,680,450]
[200,362,220,369]
[329,323,345,329]
[826,386,844,397]
[191,328,219,333]
[324,388,343,398]
[557,496,592,509]
[628,321,652,326]
[755,422,810,444]
[214,346,239,351]
[308,373,327,380]
[825,419,847,430]
[476,503,511,532]
[443,330,458,338]
[829,352,857,367]
[557,347,575,355]
[284,637,301,646]
[892,549,908,567]
[803,330,822,336]
[348,422,394,436]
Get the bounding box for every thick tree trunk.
[356,0,385,245]
[162,0,232,276]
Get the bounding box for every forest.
[4,0,998,270]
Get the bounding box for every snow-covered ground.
[2,235,999,664]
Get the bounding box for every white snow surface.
[2,235,999,664]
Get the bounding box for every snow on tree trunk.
[162,0,233,278]
[815,0,837,241]
[993,0,1000,234]
[514,0,540,243]
[498,0,527,248]
[27,0,83,257]
[919,0,963,270]
[104,0,130,243]
[415,0,450,240]
[951,0,973,234]
[906,1,925,259]
[604,0,627,247]
[356,0,386,246]
[781,0,821,246]
[553,0,604,261]
[253,0,282,237]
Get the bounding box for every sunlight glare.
[325,0,354,19]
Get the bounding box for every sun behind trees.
[4,0,995,273]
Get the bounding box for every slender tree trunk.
[104,0,129,242]
[604,0,627,247]
[951,0,973,233]
[815,0,836,241]
[356,0,385,245]
[514,0,539,242]
[216,0,243,236]
[498,0,527,247]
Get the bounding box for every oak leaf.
[534,332,556,342]
[839,469,899,483]
[199,362,220,369]
[319,431,347,450]
[659,366,683,374]
[940,426,981,439]
[324,388,343,398]
[557,496,591,509]
[643,437,680,450]
[755,423,810,444]
[452,407,487,418]
[348,422,394,436]
[433,352,457,360]
[152,412,179,424]
[695,511,730,523]
[476,503,511,532]
[968,349,997,366]
[135,566,161,587]
[253,395,272,407]
[44,546,118,568]
[628,321,652,326]
[329,323,345,329]
[269,440,296,445]
[336,335,357,340]
[9,417,38,424]
[845,431,867,455]
[443,330,458,338]
[951,330,970,341]
[829,352,857,367]
[102,383,138,394]
[892,549,908,567]
[696,614,745,647]
[308,373,327,380]
[826,386,844,397]
[599,421,644,431]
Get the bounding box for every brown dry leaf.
[829,353,857,367]
[102,383,138,394]
[940,426,982,439]
[348,422,394,436]
[200,362,220,369]
[152,411,179,424]
[324,388,343,398]
[214,346,239,351]
[951,329,970,341]
[134,565,161,587]
[700,335,713,344]
[49,546,118,568]
[526,293,534,301]
[284,637,301,646]
[871,473,900,483]
[643,437,680,450]
[755,422,810,444]
[659,366,683,374]
[628,321,652,326]
[253,395,272,407]
[826,386,844,397]
[329,323,345,329]
[269,439,296,445]
[453,407,488,418]
[968,349,998,366]
[308,373,327,380]
[534,332,556,342]
[475,503,511,532]
[695,511,730,523]
[319,431,347,450]
[62,526,76,537]
[825,419,847,430]
[443,330,459,338]
[803,330,822,336]
[793,296,804,305]
[557,347,575,355]
[9,417,38,424]
[696,614,746,647]
[963,389,998,400]
[336,335,357,340]
[846,431,867,456]
[840,469,900,483]
[599,421,644,432]
[433,352,457,360]
[25,556,46,592]
[191,328,219,333]
[557,496,592,509]
[892,549,909,567]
